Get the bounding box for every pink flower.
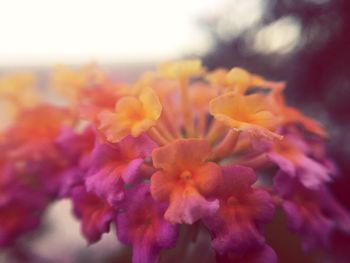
[86,135,156,205]
[116,184,178,263]
[0,184,48,247]
[216,244,277,263]
[261,133,333,189]
[55,126,95,197]
[71,186,115,244]
[274,172,350,250]
[203,165,275,256]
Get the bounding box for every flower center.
[180,170,192,181]
[227,196,239,206]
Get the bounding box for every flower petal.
[195,162,222,196]
[165,187,219,224]
[150,171,176,202]
[152,139,212,173]
[72,186,114,244]
[116,184,178,263]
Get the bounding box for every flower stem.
[206,120,226,144]
[147,127,168,146]
[197,111,207,138]
[230,153,272,169]
[156,122,176,142]
[179,78,194,137]
[213,130,240,159]
[161,105,182,138]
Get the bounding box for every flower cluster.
[0,61,349,262]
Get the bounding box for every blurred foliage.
[200,0,350,204]
[199,1,350,261]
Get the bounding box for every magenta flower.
[274,171,350,250]
[0,185,48,247]
[0,141,71,205]
[116,184,178,263]
[1,62,349,262]
[260,133,333,189]
[55,126,95,197]
[55,126,95,167]
[216,244,277,263]
[71,186,115,244]
[86,135,156,205]
[203,165,275,256]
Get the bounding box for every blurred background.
[1,0,350,262]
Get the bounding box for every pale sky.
[0,0,227,66]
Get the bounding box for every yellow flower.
[206,67,264,94]
[52,64,106,103]
[135,71,157,87]
[98,87,162,142]
[226,67,252,86]
[158,60,204,79]
[209,92,282,140]
[0,73,38,107]
[0,73,39,129]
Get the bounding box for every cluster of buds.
[0,60,349,262]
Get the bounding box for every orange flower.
[98,87,162,142]
[5,104,74,145]
[150,139,221,224]
[209,93,282,140]
[77,84,128,122]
